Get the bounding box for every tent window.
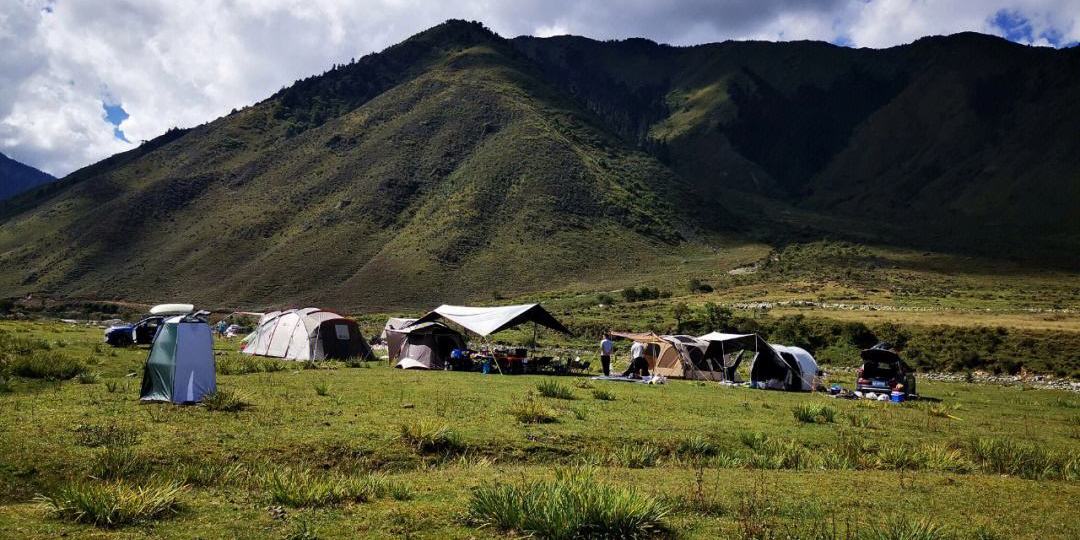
[334,324,350,340]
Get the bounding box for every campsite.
[2,299,1080,539]
[4,7,1080,540]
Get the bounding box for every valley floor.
[1,321,1079,539]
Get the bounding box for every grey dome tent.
[140,314,216,403]
[388,322,467,370]
[242,308,373,361]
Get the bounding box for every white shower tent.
[241,308,372,361]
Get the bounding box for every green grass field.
[1,320,1078,539]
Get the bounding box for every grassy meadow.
[2,320,1079,539]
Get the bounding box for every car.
[104,316,165,347]
[856,343,917,396]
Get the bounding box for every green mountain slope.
[514,33,1080,265]
[1,21,1078,311]
[0,21,726,310]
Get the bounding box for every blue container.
[890,392,905,403]
[482,357,491,375]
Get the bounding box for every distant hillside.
[514,33,1080,265]
[0,21,1078,311]
[0,152,54,201]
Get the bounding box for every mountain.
[0,152,54,201]
[0,21,1078,310]
[0,22,724,310]
[513,33,1080,264]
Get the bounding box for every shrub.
[8,350,86,380]
[536,379,575,400]
[792,403,836,424]
[202,389,249,412]
[265,467,383,507]
[37,480,184,527]
[399,420,461,453]
[468,466,670,540]
[592,388,616,401]
[0,374,13,393]
[510,401,559,424]
[918,443,972,473]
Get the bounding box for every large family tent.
[140,314,216,403]
[698,332,771,381]
[610,332,727,380]
[747,343,819,391]
[387,322,467,370]
[241,308,372,361]
[409,304,571,374]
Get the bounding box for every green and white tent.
[140,314,216,403]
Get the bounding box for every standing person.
[622,340,649,378]
[598,333,614,376]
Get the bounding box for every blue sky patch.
[102,102,130,142]
[990,9,1035,43]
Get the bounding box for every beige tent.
[610,332,726,380]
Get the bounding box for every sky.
[1,0,1078,177]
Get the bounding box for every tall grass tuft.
[91,444,145,480]
[264,467,385,507]
[77,371,101,384]
[967,437,1078,480]
[536,379,576,400]
[314,382,330,396]
[675,435,718,459]
[202,389,249,412]
[863,517,948,540]
[37,480,185,527]
[592,388,616,401]
[399,419,462,453]
[7,350,86,380]
[792,402,836,424]
[610,444,662,469]
[510,400,559,424]
[468,466,670,540]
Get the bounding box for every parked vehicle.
[856,343,916,395]
[104,316,164,347]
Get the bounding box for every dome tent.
[242,308,372,361]
[387,322,467,370]
[140,313,216,404]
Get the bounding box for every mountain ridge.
[0,20,1077,310]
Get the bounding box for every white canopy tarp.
[411,304,570,337]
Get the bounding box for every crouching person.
[621,340,650,379]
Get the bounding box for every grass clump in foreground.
[399,419,462,453]
[265,467,392,507]
[4,350,86,380]
[536,379,576,400]
[202,389,249,412]
[792,402,837,424]
[510,399,559,424]
[37,480,184,527]
[592,388,617,401]
[468,466,670,540]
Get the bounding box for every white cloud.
[1,0,1078,176]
